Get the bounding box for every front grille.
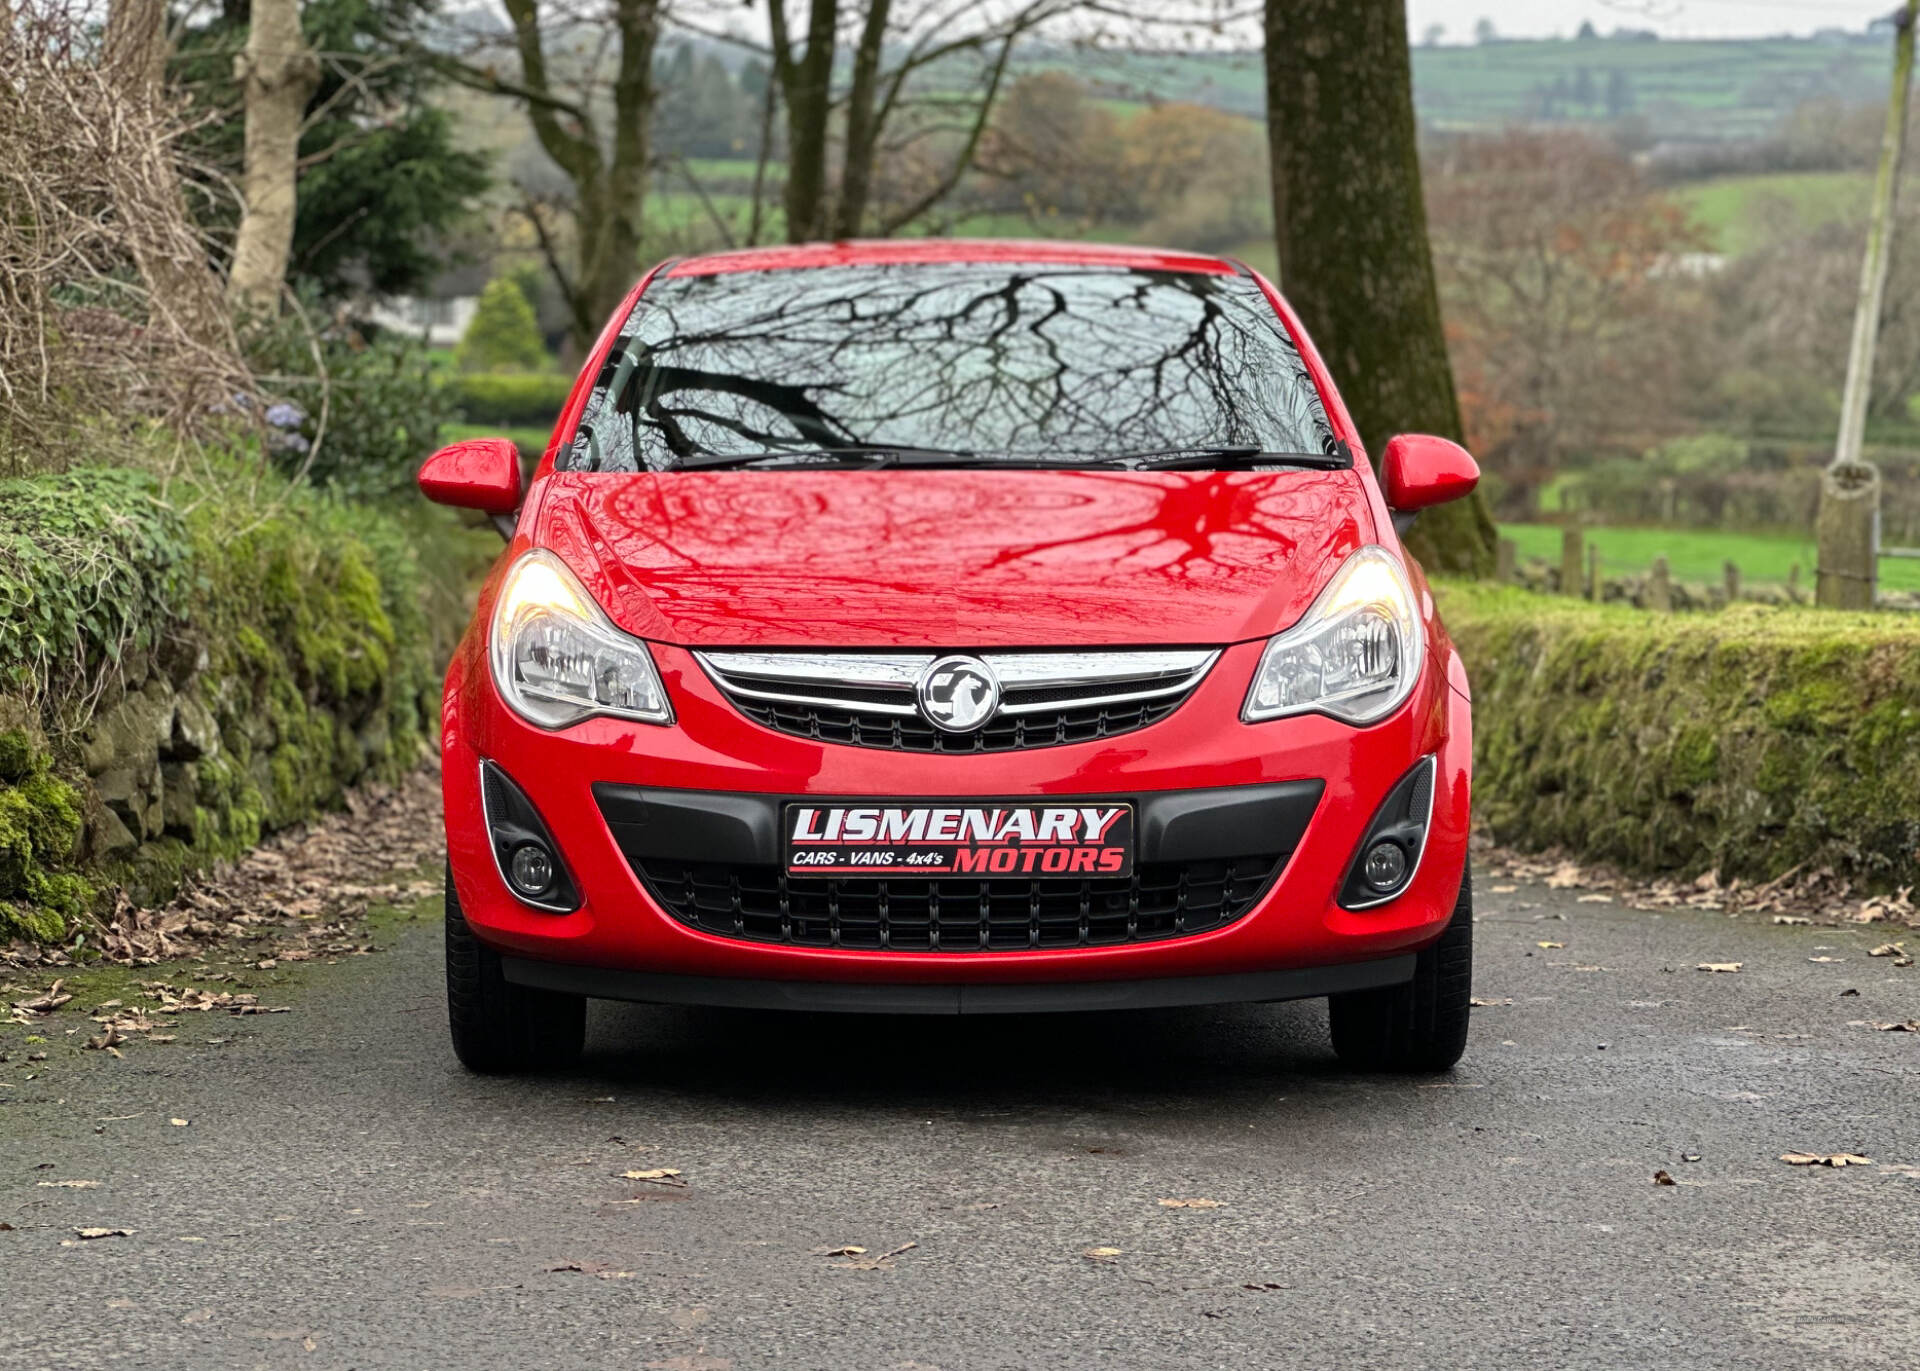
[631,856,1285,951]
[732,696,1185,753]
[697,648,1219,754]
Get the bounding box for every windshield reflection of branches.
[569,265,1332,470]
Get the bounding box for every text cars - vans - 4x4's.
[418,240,1481,1074]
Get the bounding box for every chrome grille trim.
[697,649,1218,719]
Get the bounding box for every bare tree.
[431,0,663,347]
[227,0,323,312]
[762,0,1076,243]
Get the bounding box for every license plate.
[784,802,1134,878]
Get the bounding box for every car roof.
[663,238,1241,278]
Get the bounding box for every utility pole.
[1818,0,1918,608]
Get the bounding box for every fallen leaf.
[1780,1152,1873,1167]
[1469,997,1513,1008]
[832,1240,917,1270]
[71,1227,131,1240]
[546,1261,635,1280]
[1242,1282,1284,1291]
[1869,943,1905,958]
[169,1118,189,1127]
[1771,916,1812,926]
[1577,894,1613,904]
[1490,884,1517,894]
[813,1245,866,1257]
[617,1168,684,1185]
[1871,1021,1920,1033]
[1807,956,1845,964]
[1652,1170,1675,1186]
[1157,1198,1224,1209]
[1841,988,1860,997]
[1537,941,1566,950]
[37,1179,98,1189]
[1683,1154,1703,1163]
[1697,963,1743,973]
[1083,1247,1123,1262]
[12,980,72,1015]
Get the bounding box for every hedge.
[1439,583,1920,887]
[444,372,572,429]
[0,450,498,942]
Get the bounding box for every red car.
[418,240,1480,1075]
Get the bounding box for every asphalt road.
[3,880,1918,1371]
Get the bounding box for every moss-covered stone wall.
[1440,583,1920,887]
[0,460,497,941]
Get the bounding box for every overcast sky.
[1406,0,1895,41]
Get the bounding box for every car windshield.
[561,262,1340,472]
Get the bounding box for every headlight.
[1242,545,1423,725]
[489,549,673,729]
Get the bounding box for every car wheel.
[445,862,585,1074]
[1328,862,1473,1073]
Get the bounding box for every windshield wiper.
[1105,443,1352,472]
[668,444,983,472]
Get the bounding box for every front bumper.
[441,636,1473,993]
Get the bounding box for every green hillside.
[1676,170,1872,255]
[1030,33,1891,141]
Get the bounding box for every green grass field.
[1501,522,1920,594]
[1675,170,1870,256]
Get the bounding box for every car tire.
[445,863,585,1074]
[1328,863,1473,1073]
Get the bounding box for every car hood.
[532,469,1373,649]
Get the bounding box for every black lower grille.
[734,697,1183,753]
[631,856,1285,951]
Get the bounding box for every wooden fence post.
[1560,527,1585,597]
[1816,463,1881,609]
[1648,555,1672,612]
[1724,560,1741,604]
[1588,545,1602,601]
[1496,537,1516,584]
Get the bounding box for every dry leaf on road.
[1470,998,1513,1007]
[831,1240,917,1271]
[1653,1170,1675,1186]
[812,1245,866,1257]
[1780,1152,1873,1167]
[1157,1198,1224,1209]
[1869,943,1905,958]
[1537,941,1566,949]
[1083,1247,1123,1262]
[1871,1021,1919,1033]
[11,980,71,1015]
[1697,963,1743,973]
[616,1168,684,1185]
[36,1179,98,1189]
[546,1261,635,1280]
[71,1227,131,1239]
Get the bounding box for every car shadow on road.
[567,998,1373,1111]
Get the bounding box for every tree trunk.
[227,0,321,313]
[579,0,658,331]
[774,0,839,242]
[1264,0,1496,577]
[832,0,891,238]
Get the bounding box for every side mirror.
[1380,434,1479,532]
[418,438,524,534]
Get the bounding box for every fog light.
[1362,840,1409,893]
[508,843,556,897]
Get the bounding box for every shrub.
[0,466,193,718]
[455,277,550,373]
[444,372,574,429]
[246,314,452,499]
[1440,582,1920,887]
[0,450,500,939]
